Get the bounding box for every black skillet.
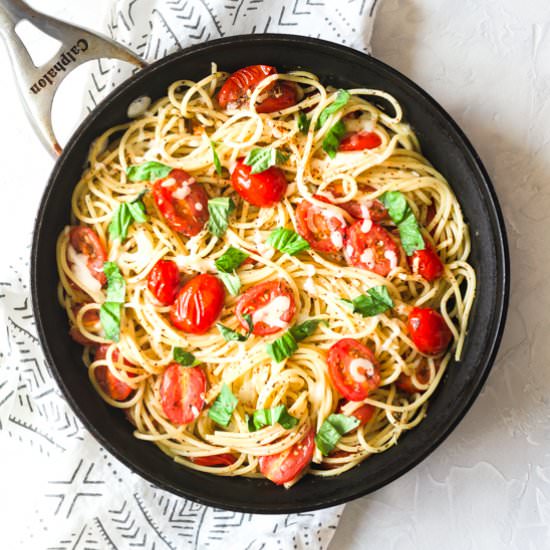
[1,0,509,513]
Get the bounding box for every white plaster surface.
[0,1,549,548]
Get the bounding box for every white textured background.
[1,1,548,548]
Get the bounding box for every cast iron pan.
[4,2,509,514]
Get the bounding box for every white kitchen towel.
[0,1,379,548]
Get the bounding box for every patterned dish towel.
[0,1,379,548]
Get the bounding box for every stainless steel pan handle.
[0,0,146,156]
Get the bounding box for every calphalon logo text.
[30,39,89,94]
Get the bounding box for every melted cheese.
[172,184,190,200]
[330,230,344,249]
[359,248,375,267]
[66,245,102,296]
[384,250,398,269]
[361,219,373,233]
[252,296,291,329]
[349,357,375,383]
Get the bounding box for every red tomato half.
[231,159,288,207]
[409,243,444,282]
[295,197,347,253]
[258,429,315,486]
[396,360,435,394]
[255,82,298,113]
[235,279,295,336]
[68,226,107,286]
[69,305,100,345]
[321,183,387,223]
[153,169,209,237]
[160,363,206,425]
[218,65,277,109]
[93,345,135,401]
[344,221,400,276]
[338,401,375,426]
[191,454,237,467]
[407,307,452,355]
[339,131,382,151]
[147,260,181,305]
[327,339,381,401]
[170,273,225,334]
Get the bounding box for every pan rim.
[30,33,510,513]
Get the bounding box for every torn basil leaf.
[173,348,201,367]
[322,120,347,159]
[289,319,327,342]
[243,147,288,174]
[207,197,235,238]
[266,227,310,256]
[266,331,298,363]
[248,404,299,432]
[99,302,121,342]
[210,141,223,176]
[315,413,360,456]
[126,161,172,182]
[103,262,126,303]
[317,89,350,128]
[340,286,393,317]
[208,384,238,427]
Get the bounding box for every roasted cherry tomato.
[338,400,375,426]
[396,360,435,394]
[255,82,298,113]
[68,226,107,286]
[170,273,225,334]
[295,197,347,253]
[235,279,295,336]
[69,305,100,345]
[344,221,400,276]
[147,259,181,305]
[93,344,135,401]
[191,454,237,467]
[231,159,288,207]
[409,243,444,282]
[327,338,381,401]
[160,363,206,425]
[153,169,209,237]
[339,131,382,151]
[407,307,452,355]
[258,428,315,486]
[218,65,276,109]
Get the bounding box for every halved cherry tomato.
[409,243,444,282]
[327,339,381,401]
[160,363,206,425]
[147,259,181,305]
[218,65,276,109]
[408,307,452,355]
[255,82,298,113]
[338,400,375,426]
[69,305,100,345]
[321,183,387,223]
[170,273,225,334]
[258,428,315,486]
[153,169,209,237]
[344,221,400,276]
[235,279,295,336]
[93,344,135,401]
[295,197,347,253]
[191,454,236,467]
[396,360,436,394]
[231,159,288,207]
[68,226,107,286]
[339,131,382,152]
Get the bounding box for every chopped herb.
[210,141,223,176]
[380,191,425,255]
[317,89,350,128]
[173,348,201,366]
[126,161,172,182]
[297,111,310,134]
[248,404,299,432]
[266,227,310,256]
[208,384,238,427]
[207,197,235,238]
[322,120,347,159]
[315,413,360,456]
[339,286,393,317]
[243,147,288,174]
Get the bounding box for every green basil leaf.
[108,203,133,241]
[322,120,347,159]
[99,302,121,342]
[208,383,238,427]
[207,197,236,238]
[290,319,327,342]
[173,347,201,367]
[126,198,147,223]
[266,332,298,363]
[248,404,299,432]
[380,191,425,256]
[317,89,350,128]
[215,247,249,273]
[210,141,223,176]
[297,111,310,134]
[243,147,288,174]
[103,262,126,303]
[266,227,310,256]
[217,271,241,296]
[315,413,360,456]
[344,286,393,317]
[216,323,247,342]
[126,161,172,182]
